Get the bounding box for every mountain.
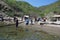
[0,0,60,17]
[38,0,60,16]
[0,0,41,17]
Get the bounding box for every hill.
[0,0,60,17]
[38,0,60,16]
[1,0,41,17]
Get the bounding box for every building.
[49,15,60,24]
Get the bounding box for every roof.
[52,15,60,17]
[24,15,29,17]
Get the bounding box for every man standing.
[24,15,29,25]
[16,19,18,30]
[25,18,29,25]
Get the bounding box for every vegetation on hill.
[0,0,60,17]
[38,0,60,16]
[2,0,41,17]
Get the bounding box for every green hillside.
[0,0,60,17]
[39,0,60,16]
[2,0,41,17]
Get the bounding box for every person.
[25,18,29,25]
[43,17,47,22]
[34,17,37,22]
[24,16,29,25]
[31,19,33,25]
[37,18,41,22]
[16,19,19,30]
[14,16,16,22]
[1,17,4,22]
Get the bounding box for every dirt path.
[2,21,60,36]
[19,22,60,36]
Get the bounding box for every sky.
[16,0,58,7]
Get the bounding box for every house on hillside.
[46,15,60,25]
[45,14,60,24]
